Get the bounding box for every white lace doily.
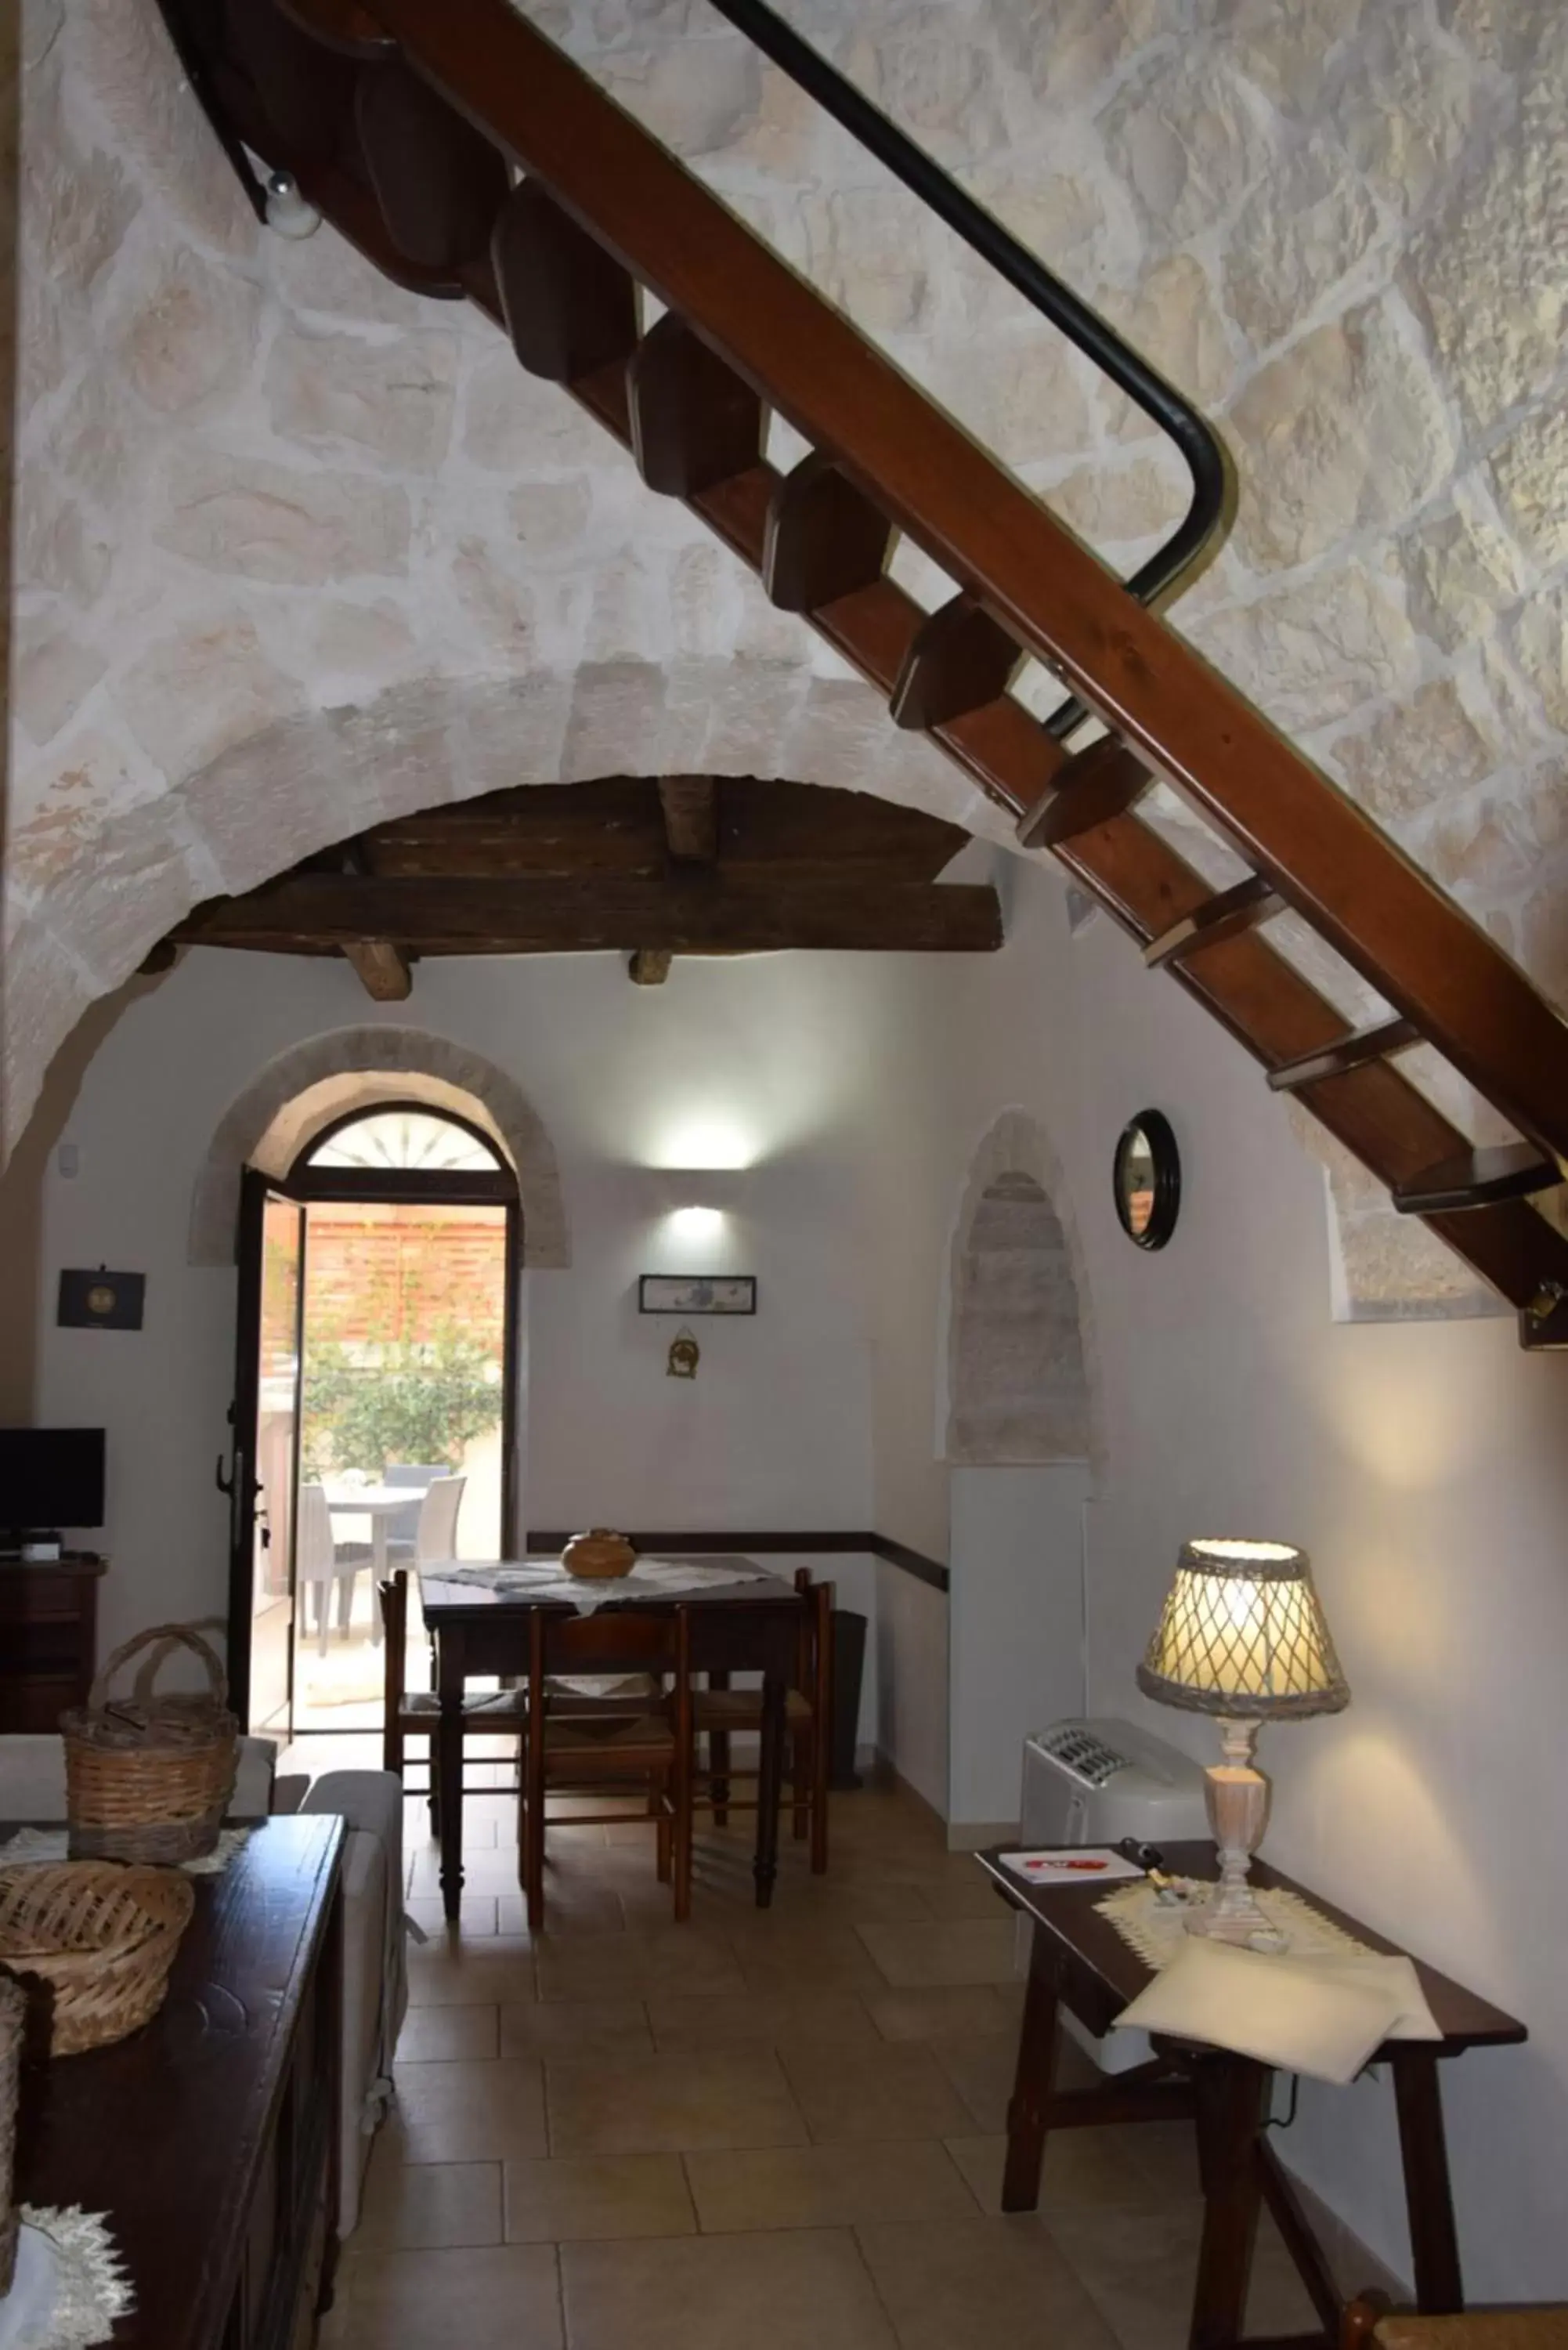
[0,2209,132,2350]
[0,1826,252,1877]
[430,1556,777,1616]
[1097,1879,1373,1968]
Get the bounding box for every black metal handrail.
[703,0,1230,738]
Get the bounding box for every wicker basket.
[62,1624,239,1865]
[0,1864,195,2058]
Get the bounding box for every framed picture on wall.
[638,1275,757,1316]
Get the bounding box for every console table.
[979,1842,1526,2350]
[0,1558,106,1732]
[12,1813,345,2350]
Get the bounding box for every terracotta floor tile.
[356,2152,504,2250]
[406,1893,498,1937]
[500,1998,654,2063]
[855,1918,1020,1988]
[777,2039,974,2144]
[1052,2200,1317,2350]
[865,1987,1013,2043]
[505,2154,696,2243]
[729,1922,891,1994]
[535,1928,746,2003]
[857,2215,1121,2350]
[559,2229,898,2350]
[397,2003,500,2063]
[323,2244,562,2350]
[945,2130,1170,2217]
[408,1842,528,1896]
[927,2032,1017,2132]
[500,1885,629,1936]
[646,1990,878,2054]
[405,1937,537,2008]
[547,2050,808,2156]
[685,2139,980,2233]
[391,2058,549,2163]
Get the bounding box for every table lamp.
[1137,1538,1349,1944]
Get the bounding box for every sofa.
[0,1734,406,2235]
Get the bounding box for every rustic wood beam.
[628,948,673,986]
[343,940,414,1000]
[173,872,1003,956]
[657,776,717,863]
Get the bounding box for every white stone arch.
[943,1108,1102,1477]
[188,1024,569,1268]
[8,663,1013,1159]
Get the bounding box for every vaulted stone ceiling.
[13,0,1568,1307]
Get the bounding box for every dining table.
[417,1556,807,1921]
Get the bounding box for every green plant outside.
[301,1330,502,1482]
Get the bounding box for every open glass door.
[226,1171,305,1736]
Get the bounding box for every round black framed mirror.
[1113,1110,1180,1250]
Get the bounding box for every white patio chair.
[298,1481,372,1657]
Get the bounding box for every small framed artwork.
[58,1268,146,1329]
[638,1274,757,1316]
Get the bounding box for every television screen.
[0,1429,106,1530]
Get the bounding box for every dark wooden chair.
[692,1571,833,1875]
[1344,2301,1568,2350]
[378,1568,526,1825]
[520,1605,695,1929]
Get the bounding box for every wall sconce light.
[668,1205,724,1238]
[667,1329,701,1379]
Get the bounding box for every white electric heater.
[1017,1718,1208,2073]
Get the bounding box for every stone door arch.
[188,1024,569,1267]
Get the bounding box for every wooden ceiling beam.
[656,776,718,864]
[172,871,1003,956]
[343,940,414,1000]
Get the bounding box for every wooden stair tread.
[1143,874,1281,969]
[764,452,891,613]
[630,315,764,500]
[891,595,1021,732]
[1018,739,1152,850]
[1265,1019,1421,1094]
[1392,1143,1559,1215]
[356,54,511,272]
[493,180,639,385]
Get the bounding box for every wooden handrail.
[349,0,1568,1174]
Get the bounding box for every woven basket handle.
[89,1622,229,1714]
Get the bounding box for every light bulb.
[266,171,322,240]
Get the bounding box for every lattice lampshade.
[1137,1538,1349,1721]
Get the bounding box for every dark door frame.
[226,1103,524,1725]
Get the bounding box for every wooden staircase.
[167,0,1568,1346]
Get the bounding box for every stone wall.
[10,0,1568,1314]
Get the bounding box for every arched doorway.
[229,1101,520,1738]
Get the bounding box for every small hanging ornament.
[666,1327,700,1380]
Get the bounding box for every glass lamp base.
[1182,1886,1290,1954]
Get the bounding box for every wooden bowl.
[561,1529,636,1580]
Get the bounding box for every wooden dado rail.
[528,1532,949,1596]
[168,0,1568,1343]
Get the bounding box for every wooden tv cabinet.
[0,1556,106,1731]
[13,1813,345,2350]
